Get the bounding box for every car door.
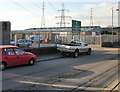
[2,48,18,67]
[82,42,89,52]
[14,48,30,65]
[75,43,84,52]
[77,43,85,52]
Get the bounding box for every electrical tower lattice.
[41,2,45,28]
[55,3,71,27]
[90,8,94,27]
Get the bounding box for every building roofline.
[25,26,100,30]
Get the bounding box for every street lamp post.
[38,31,41,47]
[111,3,119,46]
[111,7,114,44]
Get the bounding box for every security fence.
[102,35,119,42]
[10,32,119,47]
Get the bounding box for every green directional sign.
[72,20,81,32]
[72,20,81,40]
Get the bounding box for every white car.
[10,39,32,47]
[57,40,92,58]
[29,35,43,43]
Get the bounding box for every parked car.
[10,39,32,47]
[0,45,37,70]
[29,35,43,43]
[57,40,92,58]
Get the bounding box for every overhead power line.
[45,0,59,15]
[10,0,40,17]
[31,0,41,9]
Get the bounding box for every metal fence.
[10,32,119,47]
[102,35,119,42]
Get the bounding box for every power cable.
[10,0,40,17]
[45,0,59,15]
[30,0,42,9]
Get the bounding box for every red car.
[0,45,37,70]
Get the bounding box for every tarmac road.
[1,46,120,91]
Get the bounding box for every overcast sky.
[0,0,119,30]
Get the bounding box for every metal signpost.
[72,20,81,40]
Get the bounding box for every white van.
[29,35,43,43]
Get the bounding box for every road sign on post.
[72,20,81,40]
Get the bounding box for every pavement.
[36,52,62,62]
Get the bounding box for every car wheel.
[0,62,7,71]
[73,50,79,58]
[28,59,35,65]
[86,49,91,55]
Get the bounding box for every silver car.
[10,39,32,47]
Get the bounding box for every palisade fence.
[101,35,119,42]
[45,34,119,46]
[11,32,119,47]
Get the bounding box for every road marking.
[16,80,113,90]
